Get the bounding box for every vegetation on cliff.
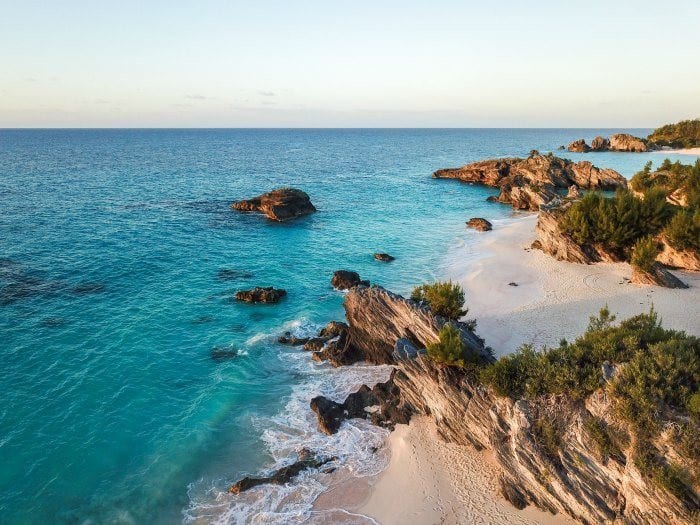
[647,119,700,149]
[410,280,467,320]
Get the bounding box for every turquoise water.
[2,129,690,524]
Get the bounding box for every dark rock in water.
[303,321,364,367]
[310,371,413,435]
[234,287,287,304]
[331,270,369,290]
[557,145,565,150]
[72,282,106,295]
[0,276,65,306]
[39,316,67,328]
[210,346,240,361]
[278,331,310,345]
[191,315,215,325]
[567,139,591,153]
[228,448,337,494]
[631,263,688,289]
[217,268,254,281]
[303,337,328,352]
[374,253,395,262]
[466,218,492,231]
[231,188,316,222]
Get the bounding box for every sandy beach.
[326,213,699,525]
[650,147,700,156]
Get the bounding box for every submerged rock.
[210,346,240,361]
[466,218,492,231]
[217,268,254,281]
[72,282,106,295]
[277,332,310,345]
[433,152,626,211]
[302,321,364,366]
[234,286,287,304]
[374,253,395,262]
[231,188,316,222]
[228,448,336,494]
[330,270,369,290]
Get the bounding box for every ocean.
[1,128,683,524]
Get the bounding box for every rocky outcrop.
[232,188,316,222]
[657,237,700,271]
[228,448,336,494]
[374,253,395,262]
[590,136,610,151]
[609,133,648,152]
[343,285,490,365]
[433,152,626,211]
[467,218,492,231]
[331,270,369,290]
[631,263,688,288]
[310,371,413,434]
[305,320,365,366]
[234,286,287,303]
[534,207,619,264]
[567,139,590,153]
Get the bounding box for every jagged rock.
[231,188,316,222]
[228,448,336,494]
[609,133,647,152]
[631,263,688,288]
[499,477,528,510]
[343,285,491,365]
[331,270,369,290]
[657,237,700,271]
[566,184,581,199]
[590,136,610,151]
[567,139,590,152]
[277,332,310,345]
[298,321,364,366]
[234,286,287,303]
[466,218,492,231]
[433,152,626,211]
[310,372,413,434]
[374,253,395,262]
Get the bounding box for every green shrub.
[426,322,466,367]
[647,119,700,149]
[479,345,539,398]
[411,280,466,320]
[583,417,623,462]
[631,236,659,273]
[634,446,694,501]
[664,210,700,251]
[531,418,561,463]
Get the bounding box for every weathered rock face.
[566,185,581,199]
[228,448,336,494]
[466,217,492,231]
[374,253,395,262]
[234,286,287,303]
[391,354,696,524]
[590,136,610,151]
[343,285,490,365]
[567,139,590,152]
[310,371,413,435]
[534,208,619,264]
[433,152,626,211]
[609,133,647,152]
[331,270,369,290]
[232,188,316,222]
[631,263,688,288]
[657,237,700,271]
[296,320,364,366]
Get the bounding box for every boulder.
[590,136,610,151]
[466,218,492,231]
[331,270,369,290]
[301,321,364,366]
[228,448,336,494]
[234,286,287,303]
[631,263,688,289]
[567,139,590,152]
[232,188,316,222]
[374,253,395,262]
[277,332,310,345]
[609,133,647,152]
[566,185,581,199]
[433,152,626,211]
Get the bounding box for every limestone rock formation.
[657,237,700,271]
[631,263,688,288]
[232,188,316,222]
[234,286,287,303]
[331,270,369,290]
[567,139,590,152]
[609,133,648,152]
[466,218,492,231]
[228,448,336,494]
[590,136,610,151]
[433,152,626,211]
[298,320,364,366]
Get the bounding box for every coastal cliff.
[311,286,699,525]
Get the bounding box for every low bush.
[583,417,623,462]
[411,280,467,320]
[631,236,659,273]
[426,322,466,367]
[664,210,700,252]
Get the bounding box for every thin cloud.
[184,94,210,100]
[259,90,276,97]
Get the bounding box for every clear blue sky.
[1,0,699,127]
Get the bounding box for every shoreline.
[321,213,699,524]
[650,147,700,156]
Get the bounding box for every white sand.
[318,215,698,524]
[650,147,700,156]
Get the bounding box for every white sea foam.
[184,319,393,524]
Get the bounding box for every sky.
[1,0,699,128]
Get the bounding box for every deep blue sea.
[3,128,690,524]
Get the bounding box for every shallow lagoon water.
[2,128,691,523]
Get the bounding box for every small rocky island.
[234,286,287,303]
[433,151,626,210]
[232,187,316,222]
[466,217,492,231]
